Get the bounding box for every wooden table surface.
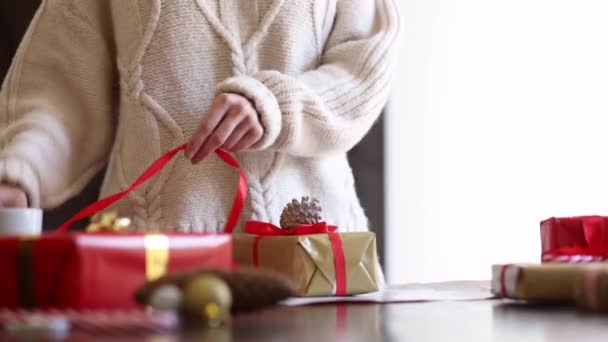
[3,282,608,341]
[206,301,608,342]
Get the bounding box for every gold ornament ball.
[182,275,232,324]
[149,284,183,311]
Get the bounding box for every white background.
[386,0,608,283]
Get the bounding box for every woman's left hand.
[185,93,263,164]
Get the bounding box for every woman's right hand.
[0,184,28,208]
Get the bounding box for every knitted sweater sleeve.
[0,0,116,208]
[217,0,401,157]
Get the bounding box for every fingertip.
[190,153,202,164]
[184,145,193,160]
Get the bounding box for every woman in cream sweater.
[0,0,400,233]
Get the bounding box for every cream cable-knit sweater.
[0,0,400,233]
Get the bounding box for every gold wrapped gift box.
[233,232,380,297]
[492,264,582,301]
[492,263,608,312]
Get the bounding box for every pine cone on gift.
[279,196,323,230]
[134,268,297,314]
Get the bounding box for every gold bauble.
[182,275,232,325]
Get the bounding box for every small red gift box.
[0,233,232,309]
[541,216,608,262]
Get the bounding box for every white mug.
[0,208,42,236]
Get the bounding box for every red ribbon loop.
[245,220,347,296]
[55,144,247,234]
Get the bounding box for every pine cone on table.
[135,268,297,314]
[279,196,323,230]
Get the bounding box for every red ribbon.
[542,247,608,261]
[55,144,247,234]
[542,216,608,262]
[244,221,338,235]
[327,232,347,296]
[244,221,347,296]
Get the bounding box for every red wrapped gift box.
[0,233,232,309]
[0,144,246,310]
[541,216,608,262]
